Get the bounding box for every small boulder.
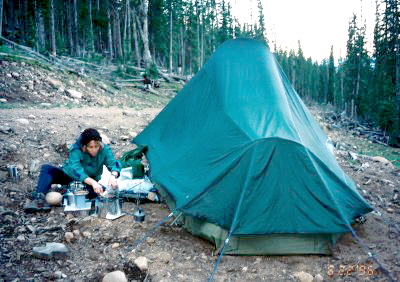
[314,273,324,282]
[64,232,74,242]
[15,118,30,125]
[293,271,314,282]
[102,270,127,282]
[66,89,83,99]
[32,242,69,259]
[134,256,148,271]
[45,192,63,205]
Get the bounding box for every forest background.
[0,0,399,146]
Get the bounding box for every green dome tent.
[134,38,372,255]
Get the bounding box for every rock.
[293,271,314,282]
[146,237,155,244]
[0,125,12,134]
[99,132,111,145]
[47,77,64,89]
[134,256,148,271]
[15,118,30,125]
[66,89,83,99]
[32,242,69,259]
[349,151,358,160]
[120,135,130,141]
[54,271,64,279]
[82,231,92,238]
[27,225,36,233]
[128,131,138,138]
[111,243,120,249]
[64,232,74,242]
[72,229,81,237]
[102,270,127,282]
[65,214,75,221]
[46,192,63,205]
[387,208,395,213]
[314,273,324,282]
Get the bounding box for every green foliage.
[144,63,159,80]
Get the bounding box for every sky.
[228,0,376,63]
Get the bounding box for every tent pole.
[347,222,396,282]
[208,236,232,282]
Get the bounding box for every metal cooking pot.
[95,192,123,218]
[74,190,89,209]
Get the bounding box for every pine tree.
[372,0,399,143]
[327,46,335,105]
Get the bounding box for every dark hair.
[80,128,102,146]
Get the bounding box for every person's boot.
[24,193,51,213]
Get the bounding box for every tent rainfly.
[134,38,372,255]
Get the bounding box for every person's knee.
[40,164,54,173]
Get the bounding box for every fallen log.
[0,37,52,63]
[114,79,143,82]
[0,52,36,60]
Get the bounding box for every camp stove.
[63,182,91,215]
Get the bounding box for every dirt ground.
[1,58,400,281]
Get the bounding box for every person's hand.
[92,181,104,194]
[108,175,118,190]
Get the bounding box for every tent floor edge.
[184,215,340,256]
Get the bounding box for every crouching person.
[25,128,121,213]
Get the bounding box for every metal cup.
[7,165,20,182]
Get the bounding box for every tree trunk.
[196,1,200,69]
[50,0,57,56]
[124,0,131,59]
[180,25,185,75]
[8,0,15,37]
[88,0,95,54]
[132,10,141,67]
[72,0,80,56]
[138,0,152,68]
[396,36,400,141]
[169,7,173,73]
[115,5,123,60]
[354,61,361,119]
[0,0,3,37]
[66,1,74,55]
[107,5,113,59]
[34,0,46,52]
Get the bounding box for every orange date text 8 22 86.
[327,262,384,278]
